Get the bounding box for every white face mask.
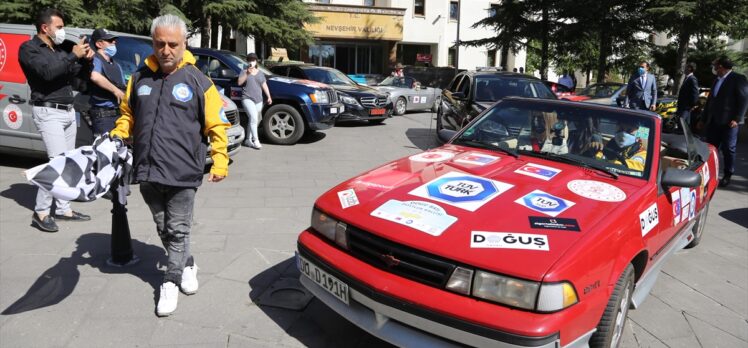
[249,61,257,68]
[711,66,718,75]
[49,27,65,45]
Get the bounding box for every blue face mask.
[638,67,646,76]
[104,45,117,57]
[615,131,636,147]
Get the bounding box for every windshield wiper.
[453,139,519,158]
[523,151,618,179]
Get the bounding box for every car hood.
[315,145,643,281]
[334,84,384,95]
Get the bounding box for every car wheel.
[590,264,634,348]
[368,119,386,125]
[261,104,305,145]
[394,97,407,115]
[685,201,709,249]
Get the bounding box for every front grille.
[360,96,388,108]
[346,226,456,288]
[327,90,339,104]
[225,109,240,125]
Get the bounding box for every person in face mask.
[597,120,648,171]
[624,61,658,111]
[88,28,127,136]
[18,8,95,233]
[237,53,272,149]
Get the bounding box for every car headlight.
[309,90,329,104]
[537,282,578,312]
[311,208,348,249]
[340,95,359,106]
[472,270,540,310]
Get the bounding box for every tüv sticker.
[514,190,575,217]
[471,231,549,251]
[639,203,659,237]
[337,189,360,209]
[409,172,513,211]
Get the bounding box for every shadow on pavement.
[719,208,748,229]
[248,257,393,348]
[405,128,439,151]
[1,183,37,211]
[297,131,327,145]
[334,120,387,128]
[1,233,165,315]
[0,154,45,169]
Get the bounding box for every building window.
[487,49,496,67]
[364,0,375,6]
[488,4,500,17]
[450,1,459,21]
[448,47,456,67]
[414,0,425,16]
[317,0,330,3]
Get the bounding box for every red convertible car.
[296,98,717,348]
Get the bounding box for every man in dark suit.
[702,56,748,187]
[676,62,699,129]
[625,61,658,111]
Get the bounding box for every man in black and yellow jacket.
[110,14,229,317]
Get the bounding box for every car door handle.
[9,95,26,104]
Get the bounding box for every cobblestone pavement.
[1,113,746,347]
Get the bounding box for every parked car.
[437,71,556,134]
[189,48,343,145]
[542,81,575,99]
[270,64,393,125]
[372,76,441,115]
[0,24,244,160]
[296,98,716,348]
[568,82,625,105]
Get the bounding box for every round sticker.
[0,37,7,73]
[3,104,23,130]
[409,151,455,163]
[567,180,626,202]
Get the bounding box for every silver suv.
[0,24,244,161]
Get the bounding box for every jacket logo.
[378,253,401,267]
[172,83,193,102]
[137,85,152,96]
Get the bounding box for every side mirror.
[219,69,237,79]
[661,168,701,188]
[438,129,457,143]
[451,91,466,100]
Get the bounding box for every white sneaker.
[156,282,179,317]
[180,264,199,295]
[252,140,262,149]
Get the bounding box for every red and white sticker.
[409,151,454,163]
[671,190,681,225]
[454,152,500,166]
[337,189,359,209]
[567,180,626,202]
[2,104,22,130]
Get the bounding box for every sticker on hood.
[515,190,575,217]
[529,217,580,231]
[409,172,514,211]
[639,203,659,237]
[454,153,500,166]
[371,200,457,236]
[337,189,359,209]
[567,180,626,202]
[409,151,455,163]
[471,231,549,251]
[514,163,561,181]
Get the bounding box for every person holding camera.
[237,53,271,149]
[88,28,126,136]
[19,8,94,232]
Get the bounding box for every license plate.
[330,107,337,114]
[299,255,349,305]
[370,108,386,115]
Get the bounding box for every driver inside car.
[597,120,648,171]
[518,111,569,154]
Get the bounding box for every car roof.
[500,97,662,120]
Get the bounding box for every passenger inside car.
[596,120,649,171]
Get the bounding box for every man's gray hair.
[150,14,187,38]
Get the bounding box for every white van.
[0,24,244,160]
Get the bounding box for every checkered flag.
[24,134,133,205]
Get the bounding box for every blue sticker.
[172,83,193,102]
[219,108,229,123]
[409,172,514,212]
[137,85,152,96]
[515,190,576,217]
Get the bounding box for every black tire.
[590,264,634,348]
[261,104,305,145]
[685,201,709,249]
[394,97,407,116]
[368,119,386,125]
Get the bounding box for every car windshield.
[578,84,624,98]
[224,52,273,75]
[111,36,154,81]
[304,68,357,86]
[379,76,411,88]
[453,99,655,179]
[474,76,555,102]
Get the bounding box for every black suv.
[270,64,393,125]
[438,71,556,133]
